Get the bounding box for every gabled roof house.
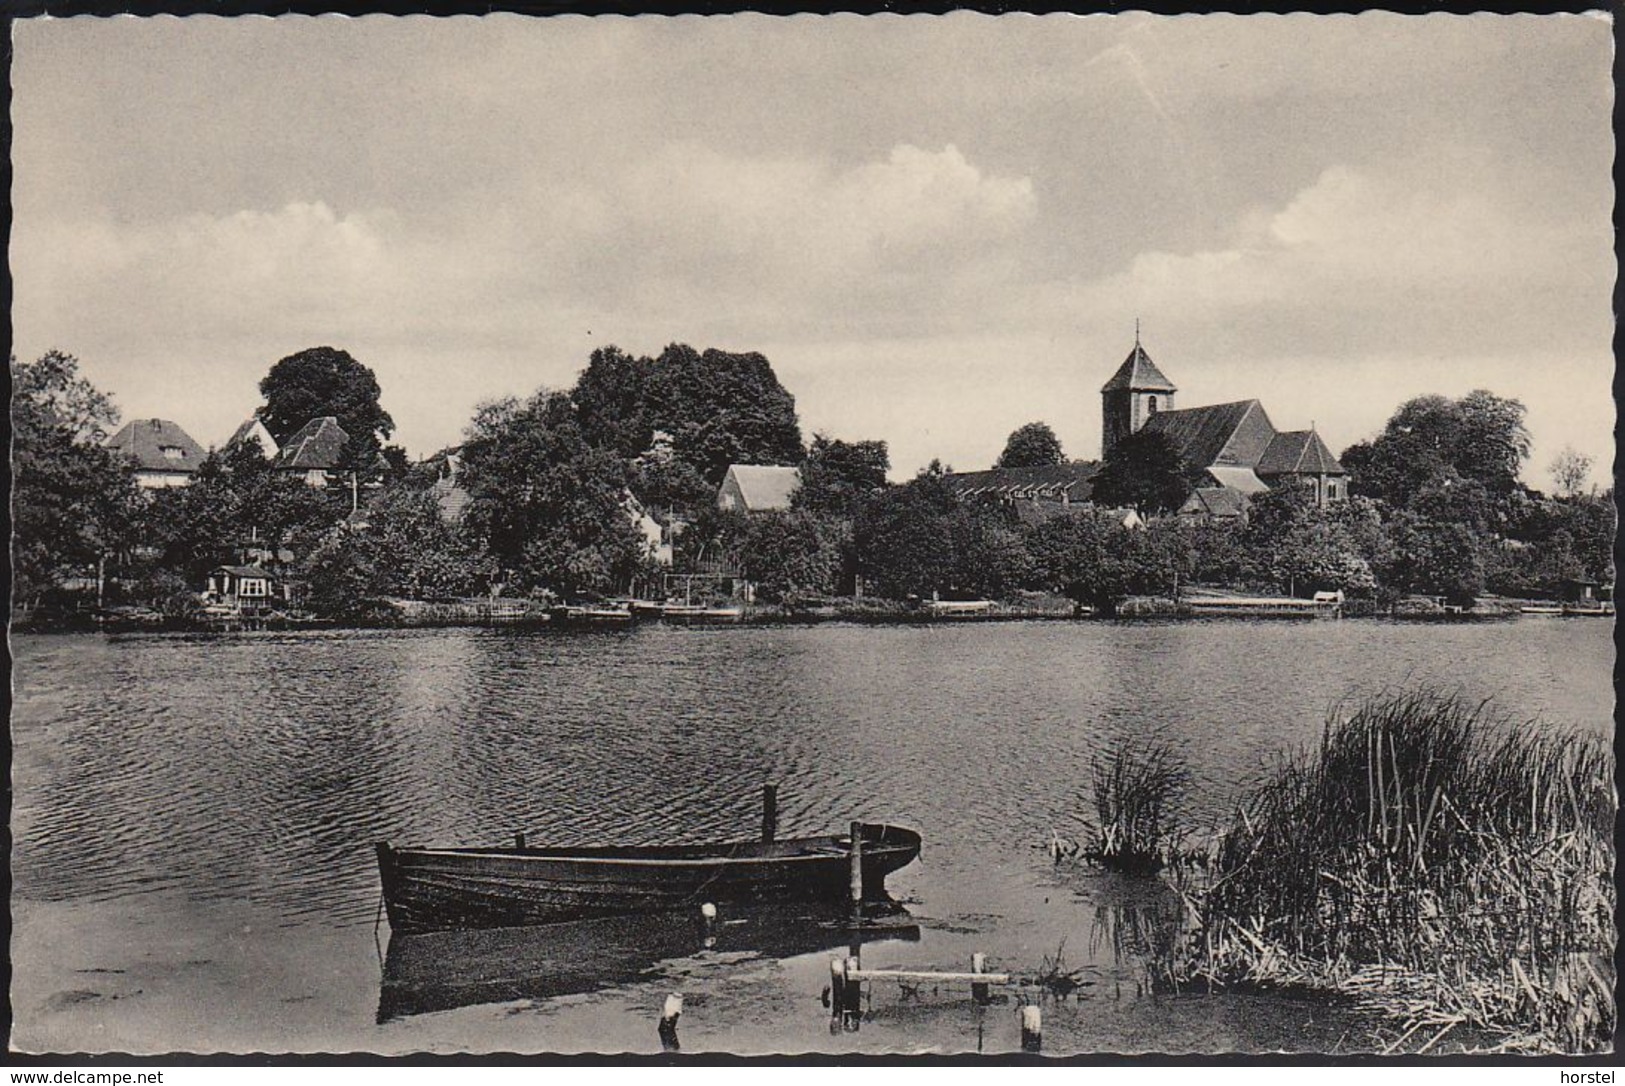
[226,417,280,459]
[276,417,349,487]
[717,464,802,513]
[104,418,207,488]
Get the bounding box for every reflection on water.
[379,899,919,1023]
[11,619,1612,1053]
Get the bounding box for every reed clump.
[1084,738,1191,874]
[1168,687,1615,1053]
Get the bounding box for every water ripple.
[12,621,1612,929]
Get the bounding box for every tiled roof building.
[1103,336,1346,510]
[105,418,207,488]
[276,417,349,486]
[717,464,802,512]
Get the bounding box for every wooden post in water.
[761,785,778,844]
[514,831,526,849]
[848,821,864,915]
[971,953,990,1005]
[1021,1004,1042,1052]
[658,993,683,1051]
[841,956,863,1019]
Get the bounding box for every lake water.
[10,618,1614,1055]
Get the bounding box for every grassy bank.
[1162,688,1615,1053]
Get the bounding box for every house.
[623,492,673,566]
[104,418,207,488]
[225,417,280,459]
[941,461,1102,506]
[1103,335,1347,513]
[717,464,801,512]
[204,564,285,613]
[1177,487,1249,521]
[276,416,349,487]
[423,448,473,522]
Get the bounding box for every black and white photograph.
[8,9,1616,1060]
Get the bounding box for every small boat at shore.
[660,602,745,624]
[549,603,634,627]
[376,822,922,936]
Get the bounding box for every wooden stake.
[971,953,990,1005]
[829,957,846,1013]
[849,821,864,911]
[841,956,863,1016]
[658,993,683,1052]
[514,831,526,849]
[1021,1004,1042,1052]
[761,784,778,844]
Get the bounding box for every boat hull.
[376,823,921,935]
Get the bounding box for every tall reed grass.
[1167,687,1615,1053]
[1085,738,1191,874]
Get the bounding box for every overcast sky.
[11,13,1615,489]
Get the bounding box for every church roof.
[1101,342,1177,394]
[1141,399,1275,470]
[105,418,207,474]
[277,416,349,471]
[1257,430,1346,476]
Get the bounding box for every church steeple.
[1101,330,1176,458]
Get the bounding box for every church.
[944,336,1347,518]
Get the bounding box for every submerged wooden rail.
[843,968,1013,984]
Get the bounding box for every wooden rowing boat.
[375,822,922,935]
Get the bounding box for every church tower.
[1100,331,1177,458]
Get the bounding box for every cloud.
[527,142,1036,324]
[1053,158,1611,361]
[14,201,402,338]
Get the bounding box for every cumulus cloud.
[527,142,1036,323]
[14,201,402,338]
[1058,158,1609,361]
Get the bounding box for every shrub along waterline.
[1161,687,1614,1053]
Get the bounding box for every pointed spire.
[1101,331,1177,394]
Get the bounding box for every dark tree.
[850,471,962,599]
[1023,511,1138,614]
[995,422,1066,469]
[572,345,657,459]
[796,434,890,518]
[302,484,492,617]
[1088,428,1193,514]
[1342,390,1530,507]
[459,390,648,598]
[11,351,141,607]
[736,510,840,602]
[257,346,395,471]
[646,344,804,486]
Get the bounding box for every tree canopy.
[11,352,140,606]
[995,422,1065,469]
[257,346,395,472]
[459,389,650,598]
[1088,428,1193,514]
[1341,390,1530,507]
[796,434,890,518]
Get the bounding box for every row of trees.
[11,345,1614,620]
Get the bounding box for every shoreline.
[11,596,1559,636]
